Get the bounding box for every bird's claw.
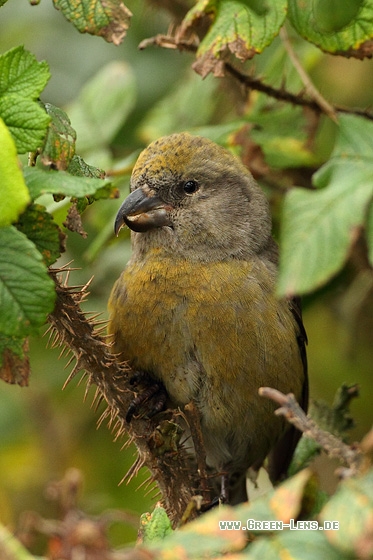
[126,372,168,423]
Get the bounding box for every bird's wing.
[267,296,308,483]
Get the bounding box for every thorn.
[44,324,54,337]
[97,407,110,428]
[45,326,57,348]
[94,326,108,337]
[121,437,132,450]
[50,331,61,348]
[64,353,76,370]
[64,269,71,287]
[83,374,92,401]
[62,358,82,390]
[77,371,88,387]
[145,487,159,498]
[92,387,103,410]
[136,475,153,492]
[120,457,144,486]
[92,319,108,326]
[116,426,126,440]
[58,345,70,360]
[84,311,103,320]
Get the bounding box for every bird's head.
[115,133,274,262]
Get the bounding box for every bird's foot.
[199,474,230,511]
[126,371,168,423]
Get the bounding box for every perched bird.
[108,133,308,504]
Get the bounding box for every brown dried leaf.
[0,338,30,387]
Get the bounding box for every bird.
[108,132,308,505]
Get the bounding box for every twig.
[279,27,337,122]
[184,401,211,502]
[139,33,373,121]
[48,268,198,525]
[259,387,362,474]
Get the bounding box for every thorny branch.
[47,268,199,526]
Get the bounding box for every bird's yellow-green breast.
[108,251,303,418]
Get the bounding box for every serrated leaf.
[0,335,30,386]
[66,61,136,154]
[180,0,287,77]
[16,204,66,266]
[0,47,51,153]
[278,114,373,297]
[40,104,77,170]
[0,95,50,153]
[0,118,30,226]
[24,166,108,200]
[0,46,50,99]
[0,226,56,337]
[53,0,132,45]
[288,0,373,58]
[319,469,373,557]
[67,155,105,179]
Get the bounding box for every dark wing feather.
[267,296,308,483]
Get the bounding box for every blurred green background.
[1,0,372,551]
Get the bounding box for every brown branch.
[138,33,373,121]
[48,268,198,525]
[259,387,363,474]
[183,402,210,503]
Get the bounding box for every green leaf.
[180,0,287,77]
[0,523,36,558]
[288,0,373,58]
[0,118,30,227]
[0,46,50,99]
[248,529,345,560]
[148,505,246,556]
[278,114,373,297]
[235,469,317,531]
[0,95,51,153]
[52,0,132,45]
[249,104,320,168]
[319,469,373,557]
[67,155,105,179]
[368,200,373,265]
[66,61,136,154]
[16,204,66,266]
[0,226,56,337]
[24,166,109,200]
[0,47,50,153]
[139,71,218,143]
[40,103,77,170]
[140,505,173,544]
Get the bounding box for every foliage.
[0,0,373,558]
[135,467,373,560]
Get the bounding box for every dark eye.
[183,180,199,194]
